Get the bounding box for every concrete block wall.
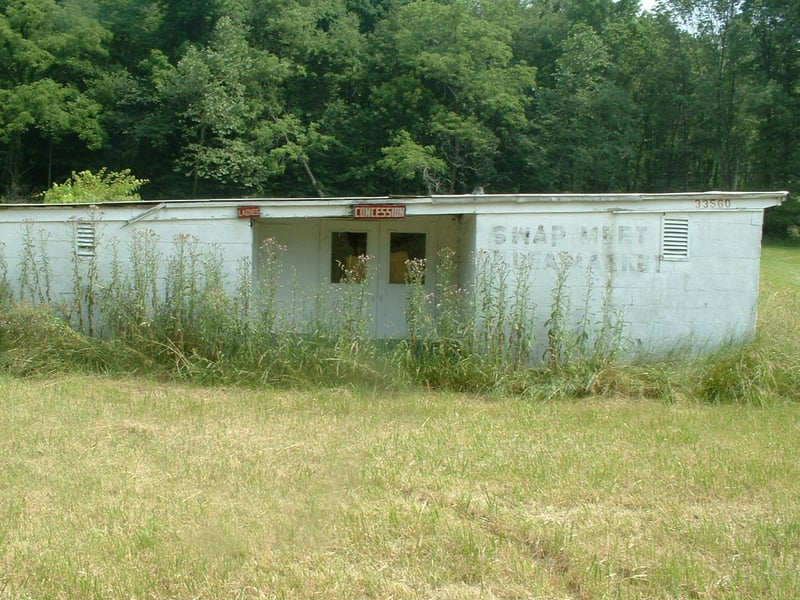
[0,192,782,358]
[473,209,765,357]
[0,204,253,308]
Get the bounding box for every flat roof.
[0,190,788,209]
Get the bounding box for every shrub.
[42,168,148,204]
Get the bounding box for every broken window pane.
[331,232,368,283]
[390,232,426,284]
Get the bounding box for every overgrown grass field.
[0,244,799,598]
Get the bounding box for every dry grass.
[1,244,797,598]
[1,376,799,598]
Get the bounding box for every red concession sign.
[353,204,406,220]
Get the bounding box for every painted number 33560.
[694,198,732,208]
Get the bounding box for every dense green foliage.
[1,0,798,230]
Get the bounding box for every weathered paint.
[0,192,787,358]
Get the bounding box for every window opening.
[661,217,689,260]
[390,232,426,284]
[331,231,368,283]
[76,222,96,257]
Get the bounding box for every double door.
[321,218,439,339]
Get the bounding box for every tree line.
[1,0,797,233]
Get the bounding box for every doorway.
[321,218,444,338]
[255,215,460,339]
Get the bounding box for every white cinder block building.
[0,191,786,359]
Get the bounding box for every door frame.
[319,217,441,339]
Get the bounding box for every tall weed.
[17,221,53,305]
[0,242,11,306]
[67,212,103,335]
[698,294,800,404]
[2,224,797,402]
[100,229,162,342]
[0,303,117,376]
[398,248,539,393]
[333,253,374,351]
[543,251,574,368]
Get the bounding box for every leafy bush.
[42,168,148,204]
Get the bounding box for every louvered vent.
[76,222,96,257]
[661,217,689,260]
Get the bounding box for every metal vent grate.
[76,222,96,257]
[662,217,689,259]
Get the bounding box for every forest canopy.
[0,0,797,233]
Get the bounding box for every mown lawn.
[760,243,800,294]
[0,244,798,599]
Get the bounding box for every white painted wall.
[472,207,767,357]
[0,203,252,311]
[0,192,785,358]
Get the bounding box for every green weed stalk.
[6,220,795,404]
[68,211,103,336]
[17,221,53,305]
[0,242,11,306]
